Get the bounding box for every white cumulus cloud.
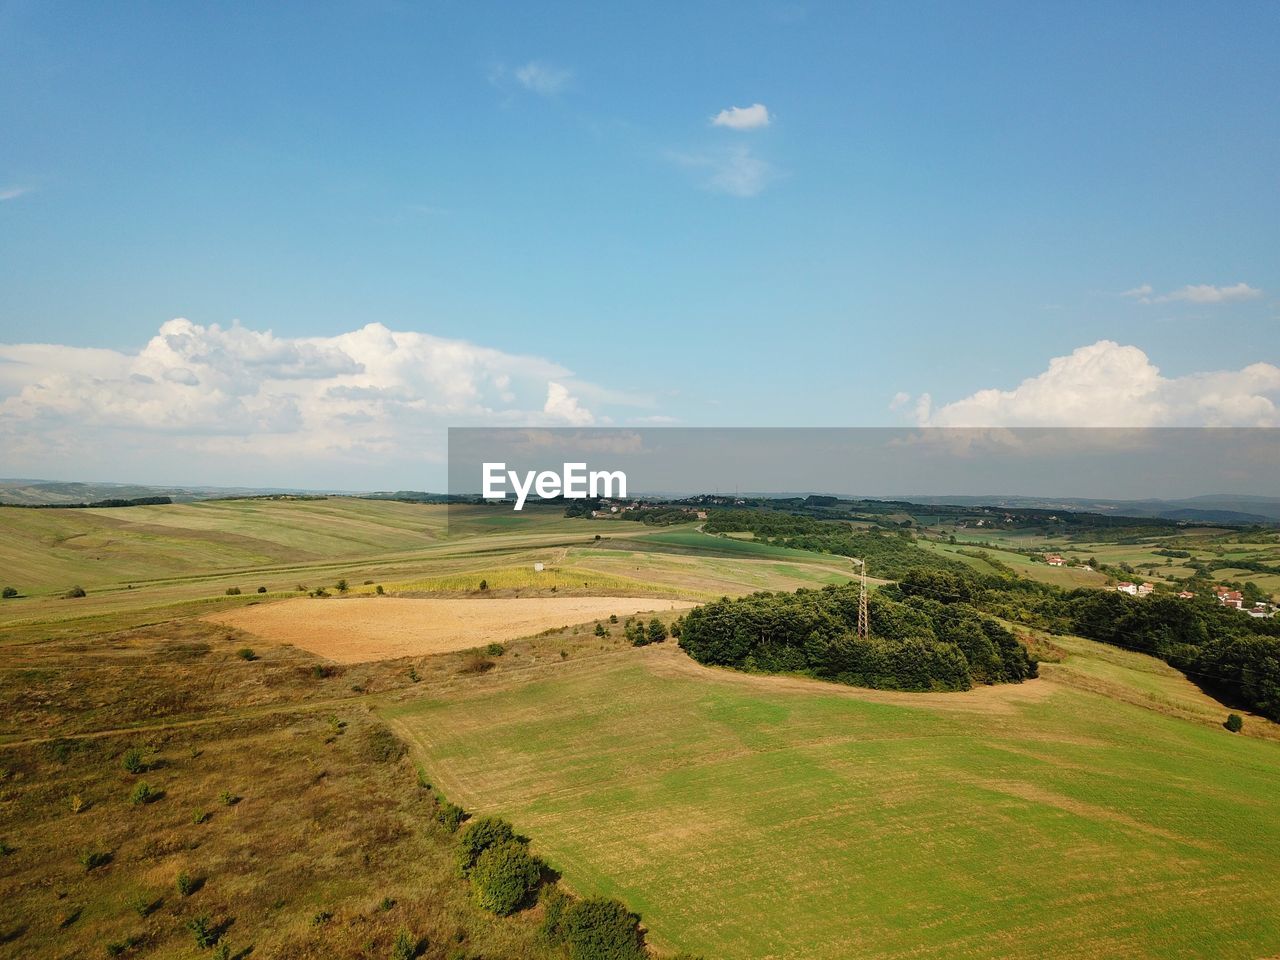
[903,340,1280,427]
[711,103,771,130]
[0,319,631,486]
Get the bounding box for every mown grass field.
[388,640,1280,960]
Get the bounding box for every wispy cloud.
[672,145,774,198]
[514,60,572,96]
[1122,281,1261,304]
[0,186,29,202]
[711,103,771,130]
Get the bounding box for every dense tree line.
[703,509,973,580]
[678,583,1036,692]
[895,567,1280,720]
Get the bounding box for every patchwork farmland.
[1,497,1278,959]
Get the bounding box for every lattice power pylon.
[856,558,869,639]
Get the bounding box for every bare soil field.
[205,595,695,663]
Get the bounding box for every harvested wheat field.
[205,595,694,662]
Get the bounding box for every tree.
[457,816,516,875]
[1,586,16,599]
[336,579,349,593]
[471,840,541,915]
[1225,713,1244,733]
[479,579,489,592]
[646,618,667,644]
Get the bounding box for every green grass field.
[5,497,1280,960]
[387,640,1280,960]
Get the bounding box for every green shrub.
[478,579,489,591]
[485,642,505,656]
[608,614,618,623]
[65,585,87,599]
[224,587,241,596]
[435,800,466,833]
[218,789,237,805]
[311,910,333,926]
[392,929,419,960]
[187,913,216,948]
[376,584,386,595]
[78,847,111,871]
[471,840,541,915]
[337,579,349,593]
[0,839,13,857]
[176,871,197,896]
[257,586,267,593]
[561,896,646,960]
[1225,713,1244,733]
[121,747,146,774]
[236,647,257,661]
[594,623,608,637]
[538,885,572,945]
[361,724,408,763]
[129,781,160,805]
[457,816,517,875]
[1,586,16,599]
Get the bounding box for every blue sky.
[1,1,1277,487]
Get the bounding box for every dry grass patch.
[205,596,694,664]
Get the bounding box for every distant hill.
[898,494,1280,524]
[0,479,350,506]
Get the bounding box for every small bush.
[0,839,13,857]
[538,885,572,945]
[392,929,419,960]
[647,618,667,644]
[218,789,238,806]
[176,871,198,896]
[78,847,111,871]
[121,747,146,774]
[361,724,408,763]
[376,584,385,595]
[1,586,16,599]
[64,585,87,599]
[257,586,267,593]
[594,623,607,637]
[193,809,211,824]
[187,913,216,948]
[478,579,489,591]
[129,781,160,805]
[608,614,618,623]
[312,587,330,598]
[460,654,495,675]
[457,816,517,876]
[311,910,334,926]
[485,642,505,656]
[471,840,541,915]
[236,647,257,661]
[1225,713,1244,733]
[561,896,646,960]
[106,936,141,956]
[337,579,349,593]
[224,587,241,596]
[69,793,86,814]
[436,800,466,833]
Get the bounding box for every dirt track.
[205,596,694,663]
